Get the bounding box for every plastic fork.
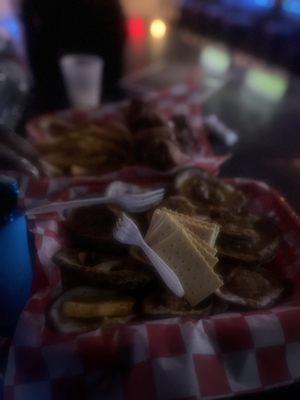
[113,213,184,298]
[26,188,165,216]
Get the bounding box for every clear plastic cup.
[60,54,103,109]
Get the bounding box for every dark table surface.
[204,71,300,214]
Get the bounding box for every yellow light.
[150,19,167,39]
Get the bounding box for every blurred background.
[0,0,298,183]
[179,0,300,72]
[0,0,299,122]
[0,1,299,202]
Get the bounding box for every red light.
[127,17,146,44]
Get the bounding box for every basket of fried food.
[49,170,288,333]
[31,99,211,177]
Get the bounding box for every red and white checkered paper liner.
[4,175,300,400]
[26,83,229,177]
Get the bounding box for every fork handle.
[141,242,185,298]
[26,196,109,216]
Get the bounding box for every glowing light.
[245,68,289,101]
[283,0,300,16]
[200,46,231,75]
[127,17,146,44]
[150,19,167,40]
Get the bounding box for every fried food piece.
[77,137,128,159]
[38,101,204,175]
[49,287,135,333]
[70,165,96,177]
[39,117,75,136]
[66,204,125,252]
[126,99,167,133]
[143,292,212,317]
[53,248,158,292]
[175,169,246,212]
[70,162,127,177]
[171,114,199,155]
[37,118,134,176]
[36,139,67,155]
[63,297,135,319]
[93,121,133,145]
[134,135,175,170]
[44,149,125,176]
[214,212,280,264]
[134,132,190,170]
[216,268,286,309]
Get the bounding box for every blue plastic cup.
[0,176,33,336]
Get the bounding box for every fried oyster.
[213,212,280,264]
[66,204,125,252]
[53,248,158,293]
[216,268,286,309]
[175,169,246,212]
[143,292,212,317]
[49,287,136,333]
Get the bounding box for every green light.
[245,68,289,101]
[200,46,231,75]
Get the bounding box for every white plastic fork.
[26,188,165,216]
[113,213,184,298]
